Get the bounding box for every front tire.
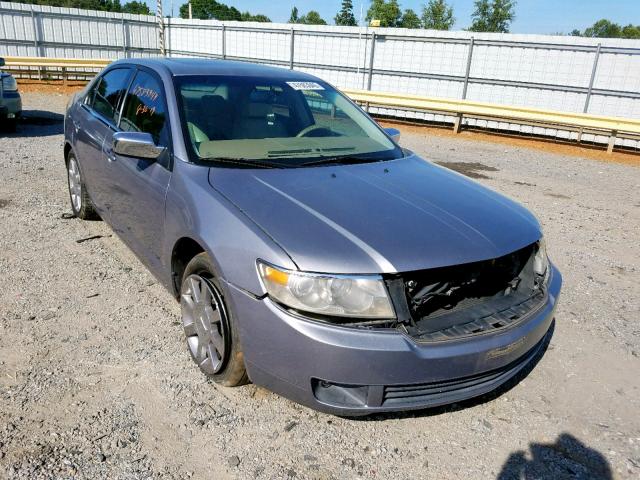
[180,253,248,387]
[66,152,99,220]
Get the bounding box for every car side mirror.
[112,132,165,160]
[384,127,400,143]
[0,58,5,67]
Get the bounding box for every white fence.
[0,1,158,58]
[2,1,640,146]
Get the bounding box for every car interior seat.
[232,101,289,139]
[185,94,233,145]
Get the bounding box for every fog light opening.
[312,379,369,408]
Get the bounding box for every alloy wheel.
[180,274,230,375]
[67,157,82,213]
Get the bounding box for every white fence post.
[30,7,42,79]
[121,18,128,58]
[289,28,295,70]
[454,36,475,133]
[366,31,376,91]
[221,24,226,59]
[157,0,165,56]
[584,43,601,114]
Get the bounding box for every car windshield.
[175,75,402,167]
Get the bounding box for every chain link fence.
[1,1,639,146]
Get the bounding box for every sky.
[153,0,640,35]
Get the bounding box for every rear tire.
[6,119,17,132]
[180,253,248,387]
[66,151,99,220]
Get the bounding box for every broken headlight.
[534,237,549,278]
[257,261,395,319]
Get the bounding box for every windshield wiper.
[201,157,289,169]
[299,156,383,167]
[267,148,313,156]
[267,147,354,159]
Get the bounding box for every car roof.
[111,58,322,82]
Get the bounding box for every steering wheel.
[296,125,332,138]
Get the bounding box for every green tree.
[571,20,640,39]
[621,24,640,39]
[240,11,271,22]
[583,19,621,38]
[400,9,421,29]
[334,0,357,26]
[102,0,121,11]
[299,10,327,25]
[421,0,455,30]
[179,0,240,20]
[178,0,268,21]
[289,6,299,23]
[366,0,401,27]
[122,1,149,14]
[469,0,516,33]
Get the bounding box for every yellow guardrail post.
[608,131,617,154]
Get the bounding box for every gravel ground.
[0,92,639,480]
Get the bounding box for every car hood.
[208,155,541,274]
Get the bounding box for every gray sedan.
[64,59,561,415]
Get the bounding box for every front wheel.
[180,253,248,386]
[66,152,99,220]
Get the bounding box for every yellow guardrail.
[1,57,637,153]
[2,56,109,85]
[3,56,110,68]
[344,89,640,153]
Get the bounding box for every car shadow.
[497,433,613,479]
[3,110,64,137]
[352,320,555,422]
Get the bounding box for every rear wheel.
[5,119,17,133]
[180,253,248,386]
[66,152,99,220]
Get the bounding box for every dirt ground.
[0,92,639,480]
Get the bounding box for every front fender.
[162,159,297,296]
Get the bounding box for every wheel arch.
[171,236,206,298]
[63,142,73,164]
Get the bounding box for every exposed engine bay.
[381,241,549,341]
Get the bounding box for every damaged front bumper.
[225,263,562,416]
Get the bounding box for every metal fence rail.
[4,55,637,153]
[1,0,639,148]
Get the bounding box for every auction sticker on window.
[287,81,324,91]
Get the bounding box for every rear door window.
[119,70,169,149]
[88,68,132,125]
